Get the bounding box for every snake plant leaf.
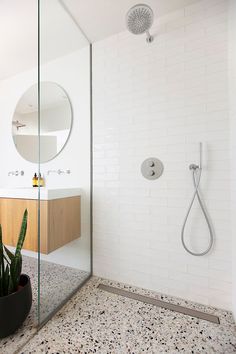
[0,209,28,296]
[15,209,28,257]
[4,246,14,262]
[10,255,22,291]
[8,273,14,294]
[0,225,4,296]
[10,210,28,291]
[3,254,10,265]
[3,265,10,296]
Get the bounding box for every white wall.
[13,102,71,162]
[14,135,57,162]
[93,0,232,309]
[0,48,91,271]
[228,0,236,319]
[14,103,71,134]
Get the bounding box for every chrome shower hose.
[181,167,213,256]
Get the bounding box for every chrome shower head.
[126,4,154,43]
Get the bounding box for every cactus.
[0,209,28,297]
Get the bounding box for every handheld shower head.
[126,4,154,43]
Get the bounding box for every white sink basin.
[0,188,81,200]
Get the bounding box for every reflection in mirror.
[12,82,72,163]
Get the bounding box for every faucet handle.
[57,169,71,175]
[47,169,71,175]
[8,170,24,176]
[47,170,56,175]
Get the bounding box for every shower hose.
[181,166,213,256]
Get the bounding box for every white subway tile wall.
[93,0,231,309]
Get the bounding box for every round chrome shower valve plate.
[141,158,164,180]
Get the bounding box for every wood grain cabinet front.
[0,196,81,254]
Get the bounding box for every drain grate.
[98,284,220,324]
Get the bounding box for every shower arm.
[145,31,153,43]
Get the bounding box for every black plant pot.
[0,274,32,338]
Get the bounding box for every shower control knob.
[148,170,155,176]
[141,157,164,180]
[149,161,155,167]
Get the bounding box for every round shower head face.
[126,4,154,35]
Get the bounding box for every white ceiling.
[0,0,200,80]
[64,0,200,42]
[16,82,69,114]
[0,0,87,80]
[0,0,38,80]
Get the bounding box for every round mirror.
[12,82,72,163]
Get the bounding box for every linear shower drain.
[98,284,220,324]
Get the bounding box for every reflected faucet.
[47,169,71,175]
[58,169,71,175]
[8,170,24,176]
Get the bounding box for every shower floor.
[19,277,236,354]
[0,256,89,354]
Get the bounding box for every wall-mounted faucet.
[8,170,24,176]
[47,169,71,175]
[58,169,71,175]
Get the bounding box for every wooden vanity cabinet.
[0,196,81,254]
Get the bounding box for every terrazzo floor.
[0,256,90,354]
[15,277,236,354]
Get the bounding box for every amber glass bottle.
[32,173,37,187]
[39,173,44,187]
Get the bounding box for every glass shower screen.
[38,0,92,325]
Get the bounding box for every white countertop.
[0,188,82,200]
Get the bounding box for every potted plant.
[0,209,32,338]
